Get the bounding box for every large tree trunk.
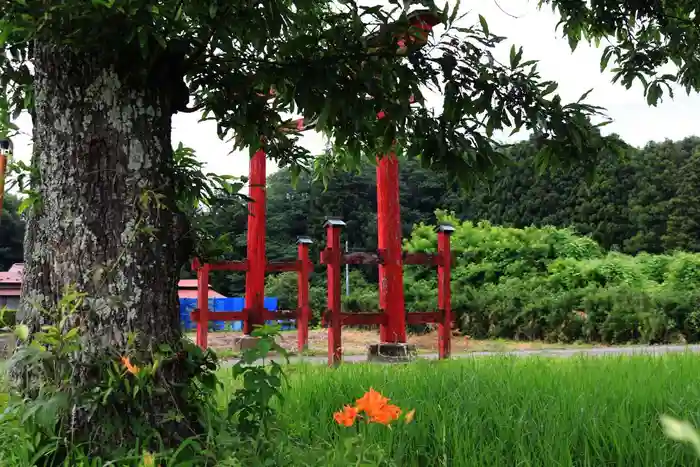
[15,42,195,450]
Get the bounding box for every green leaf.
[479,15,489,35]
[661,415,700,458]
[577,89,593,103]
[64,327,80,341]
[600,49,613,72]
[449,0,461,25]
[153,33,167,50]
[542,82,558,96]
[646,83,662,106]
[15,324,29,341]
[0,22,10,49]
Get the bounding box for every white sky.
[8,0,700,181]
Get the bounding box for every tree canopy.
[0,0,619,184]
[542,0,700,105]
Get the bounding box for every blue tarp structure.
[179,297,295,331]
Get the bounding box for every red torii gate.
[322,218,454,365]
[191,10,454,361]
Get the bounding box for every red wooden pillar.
[0,139,10,221]
[437,223,455,359]
[296,236,313,352]
[376,152,406,343]
[324,218,345,366]
[245,148,267,334]
[196,261,211,349]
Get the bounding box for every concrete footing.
[367,343,417,363]
[232,335,261,352]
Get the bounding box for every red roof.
[178,289,225,299]
[0,263,23,284]
[177,279,226,298]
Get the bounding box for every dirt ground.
[201,329,594,356]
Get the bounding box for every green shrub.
[274,214,700,346]
[665,252,700,289]
[401,215,700,345]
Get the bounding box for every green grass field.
[228,354,700,466]
[3,354,700,465]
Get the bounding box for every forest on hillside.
[3,135,700,297]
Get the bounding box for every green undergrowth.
[3,333,700,465]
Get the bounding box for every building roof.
[0,263,23,284]
[178,279,199,288]
[177,279,226,298]
[0,264,227,299]
[178,288,226,299]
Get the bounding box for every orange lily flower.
[333,405,358,427]
[121,356,140,375]
[355,388,389,415]
[334,388,407,427]
[355,388,402,424]
[369,403,402,425]
[404,409,416,424]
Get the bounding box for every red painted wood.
[405,312,442,325]
[325,224,343,366]
[339,313,386,326]
[208,260,248,272]
[297,242,311,352]
[0,152,6,217]
[196,264,210,349]
[376,156,388,340]
[245,148,267,334]
[377,153,406,343]
[403,252,440,266]
[261,309,297,321]
[342,251,383,265]
[265,260,300,273]
[191,310,249,322]
[437,230,453,359]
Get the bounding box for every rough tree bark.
[16,42,195,447]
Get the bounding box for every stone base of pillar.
[232,335,261,353]
[367,343,417,363]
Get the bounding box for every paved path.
[223,344,700,366]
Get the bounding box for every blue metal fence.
[179,297,295,331]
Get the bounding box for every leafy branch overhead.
[540,0,700,106]
[1,0,616,182]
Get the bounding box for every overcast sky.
[8,0,700,181]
